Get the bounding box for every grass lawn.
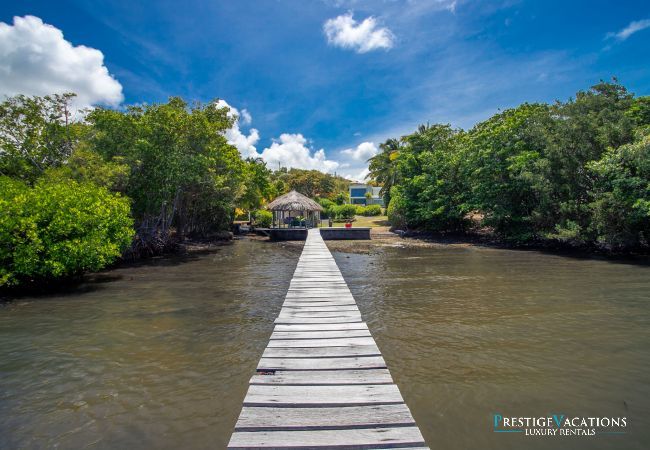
[329,215,390,228]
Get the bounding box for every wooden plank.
[228,427,426,449]
[266,337,376,348]
[242,384,403,406]
[282,300,357,306]
[250,369,394,385]
[277,311,361,318]
[257,356,386,371]
[275,317,364,324]
[273,323,369,332]
[279,306,360,313]
[283,298,355,303]
[285,291,353,295]
[234,404,417,431]
[262,345,380,359]
[270,330,371,339]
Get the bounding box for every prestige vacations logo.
[493,413,627,437]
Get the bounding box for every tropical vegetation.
[370,81,650,251]
[0,93,351,287]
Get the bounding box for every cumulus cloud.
[216,101,340,172]
[240,109,252,125]
[606,18,650,41]
[216,99,260,159]
[0,15,123,109]
[341,141,378,161]
[340,167,370,182]
[324,13,394,53]
[260,134,339,172]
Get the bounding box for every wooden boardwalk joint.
[228,229,428,449]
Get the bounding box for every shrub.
[333,204,357,220]
[0,177,134,287]
[362,204,382,216]
[316,197,336,218]
[355,205,366,215]
[333,192,348,205]
[252,209,273,228]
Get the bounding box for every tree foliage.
[0,93,80,182]
[368,81,650,251]
[270,168,349,199]
[87,98,246,249]
[0,177,133,287]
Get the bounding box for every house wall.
[348,183,384,207]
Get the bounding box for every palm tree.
[367,138,402,206]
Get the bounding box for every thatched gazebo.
[266,190,323,228]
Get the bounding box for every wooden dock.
[228,229,428,449]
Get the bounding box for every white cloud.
[240,109,252,125]
[323,13,394,53]
[340,167,370,182]
[260,133,339,172]
[0,15,123,109]
[341,141,378,161]
[216,101,340,173]
[216,99,260,159]
[606,19,650,41]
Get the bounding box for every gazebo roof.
[266,190,323,212]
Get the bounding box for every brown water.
[335,246,650,450]
[1,239,649,449]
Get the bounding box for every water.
[1,240,649,449]
[335,246,650,450]
[0,240,301,449]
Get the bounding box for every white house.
[348,183,384,206]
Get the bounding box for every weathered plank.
[262,345,381,359]
[279,308,360,313]
[242,384,403,406]
[277,312,361,319]
[270,330,371,339]
[273,323,369,332]
[266,337,376,348]
[234,404,417,430]
[228,427,427,449]
[249,369,394,385]
[282,302,358,308]
[257,356,387,371]
[275,317,364,324]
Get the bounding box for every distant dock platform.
[227,228,428,449]
[266,227,371,241]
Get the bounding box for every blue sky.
[1,0,649,179]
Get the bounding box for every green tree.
[368,138,401,206]
[465,103,552,240]
[240,158,274,210]
[396,124,468,231]
[87,98,246,247]
[587,130,650,248]
[0,93,80,182]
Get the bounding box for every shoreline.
[3,230,648,300]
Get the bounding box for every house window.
[350,188,367,197]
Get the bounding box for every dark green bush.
[362,204,382,216]
[333,204,357,220]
